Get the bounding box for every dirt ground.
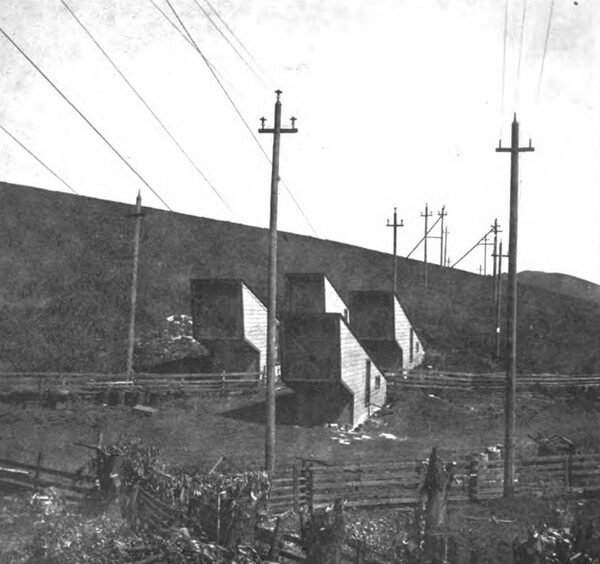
[2,386,599,472]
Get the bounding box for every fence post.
[306,461,314,513]
[564,454,572,493]
[355,539,366,564]
[34,451,44,490]
[468,454,480,502]
[293,463,299,511]
[267,516,282,561]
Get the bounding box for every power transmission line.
[536,0,555,105]
[515,0,528,107]
[204,0,269,81]
[0,123,79,195]
[60,0,235,217]
[191,0,265,85]
[500,0,509,124]
[147,0,235,92]
[0,26,172,211]
[162,0,318,236]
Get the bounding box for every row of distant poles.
[124,90,533,498]
[385,115,534,498]
[386,207,507,294]
[387,210,507,356]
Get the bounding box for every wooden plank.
[313,478,419,491]
[0,458,95,482]
[310,461,419,473]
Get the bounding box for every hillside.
[1,181,600,374]
[519,270,600,305]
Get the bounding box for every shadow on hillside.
[219,390,307,427]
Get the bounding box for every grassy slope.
[1,181,600,373]
[519,270,600,305]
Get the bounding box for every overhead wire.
[500,0,509,127]
[451,227,495,269]
[515,0,528,108]
[147,0,236,93]
[0,25,173,211]
[406,215,442,258]
[204,0,269,81]
[535,0,556,106]
[161,0,318,236]
[191,0,265,85]
[59,0,236,217]
[0,123,79,195]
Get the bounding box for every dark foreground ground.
[1,385,600,562]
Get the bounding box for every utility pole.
[494,241,509,358]
[126,191,144,379]
[386,207,404,296]
[438,206,447,266]
[480,235,493,276]
[443,227,449,267]
[258,90,298,473]
[496,113,534,497]
[421,203,433,288]
[491,219,501,301]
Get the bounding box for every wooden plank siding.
[339,319,386,428]
[241,283,269,374]
[393,296,424,369]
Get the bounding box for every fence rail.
[472,453,600,500]
[268,453,600,515]
[0,371,263,398]
[0,455,95,501]
[387,371,600,391]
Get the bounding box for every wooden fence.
[268,457,471,515]
[268,453,600,515]
[472,452,600,500]
[0,371,263,399]
[387,371,600,392]
[2,451,600,564]
[0,455,95,502]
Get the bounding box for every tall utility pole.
[496,113,534,497]
[480,235,493,276]
[438,206,447,266]
[421,203,433,288]
[126,191,144,379]
[491,219,501,301]
[444,227,449,267]
[386,207,404,296]
[258,90,298,473]
[494,241,509,358]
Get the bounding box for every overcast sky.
[1,0,599,281]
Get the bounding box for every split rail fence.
[0,371,263,399]
[387,371,600,392]
[0,455,95,502]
